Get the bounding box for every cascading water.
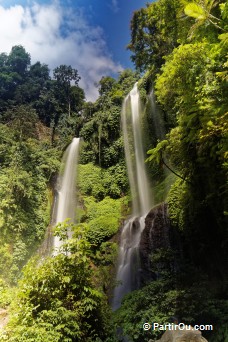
[112,83,153,310]
[53,137,80,253]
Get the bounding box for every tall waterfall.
[53,138,80,252]
[113,83,152,310]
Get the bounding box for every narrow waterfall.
[53,137,80,252]
[113,83,153,310]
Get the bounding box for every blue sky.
[68,0,149,67]
[0,0,149,100]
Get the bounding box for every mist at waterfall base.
[112,83,153,310]
[52,138,80,253]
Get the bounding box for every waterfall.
[112,83,153,310]
[53,137,80,253]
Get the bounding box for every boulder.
[151,326,208,342]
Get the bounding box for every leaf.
[207,120,214,127]
[184,3,207,20]
[218,33,228,44]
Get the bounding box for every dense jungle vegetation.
[0,0,227,341]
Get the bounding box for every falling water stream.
[112,83,153,310]
[53,137,80,253]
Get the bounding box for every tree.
[7,45,31,77]
[128,0,183,71]
[98,76,117,96]
[53,65,81,117]
[2,105,38,140]
[0,53,8,71]
[0,46,31,108]
[29,62,50,82]
[0,47,50,111]
[14,62,51,105]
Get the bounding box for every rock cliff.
[139,203,180,285]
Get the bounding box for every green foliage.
[153,173,177,204]
[79,69,138,168]
[95,242,118,267]
[76,160,127,304]
[77,163,106,199]
[78,196,123,247]
[0,46,132,338]
[0,118,60,283]
[53,65,80,86]
[97,76,117,96]
[77,161,128,249]
[114,262,228,342]
[155,43,211,119]
[0,105,38,140]
[147,139,169,165]
[128,0,185,71]
[153,18,227,238]
[102,162,129,198]
[114,279,177,341]
[0,279,15,309]
[0,45,85,140]
[0,3,226,338]
[3,223,110,342]
[155,39,227,220]
[7,45,30,76]
[127,1,228,341]
[86,215,118,246]
[78,163,128,200]
[53,65,82,118]
[184,2,207,20]
[184,0,226,40]
[128,0,226,71]
[117,69,140,94]
[79,105,122,167]
[167,178,189,230]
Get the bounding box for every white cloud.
[111,0,119,13]
[0,2,122,101]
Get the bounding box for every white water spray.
[53,138,80,252]
[113,83,152,309]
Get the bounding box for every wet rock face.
[144,203,170,251]
[151,327,208,341]
[139,203,180,285]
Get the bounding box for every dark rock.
[139,203,181,285]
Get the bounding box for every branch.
[160,153,191,184]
